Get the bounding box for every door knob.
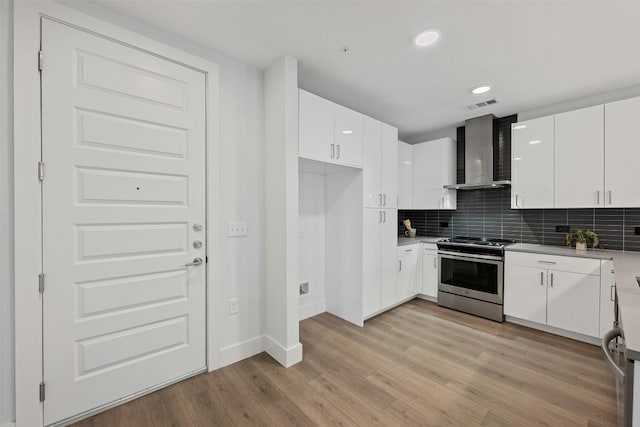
[185,257,203,267]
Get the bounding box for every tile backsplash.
[399,113,637,251]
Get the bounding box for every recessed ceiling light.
[529,140,541,145]
[341,130,353,134]
[414,30,440,47]
[471,85,492,95]
[512,124,527,130]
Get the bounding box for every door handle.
[336,144,341,159]
[330,144,335,159]
[185,257,203,267]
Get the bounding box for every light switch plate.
[227,221,247,237]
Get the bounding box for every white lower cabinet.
[363,209,398,317]
[421,244,438,298]
[504,251,604,338]
[396,244,419,303]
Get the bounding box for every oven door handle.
[601,327,624,381]
[438,250,504,262]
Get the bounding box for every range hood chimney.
[444,114,511,190]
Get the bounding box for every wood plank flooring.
[74,299,618,427]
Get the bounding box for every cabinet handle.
[405,249,412,252]
[441,197,445,208]
[399,260,402,271]
[550,273,554,287]
[379,193,382,206]
[540,271,544,286]
[378,211,382,223]
[595,190,600,205]
[383,194,387,206]
[538,260,556,265]
[611,285,616,302]
[383,211,386,223]
[608,190,612,206]
[433,258,437,269]
[515,194,519,208]
[330,144,335,159]
[336,144,341,159]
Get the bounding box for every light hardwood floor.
[74,299,617,426]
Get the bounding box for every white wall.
[264,55,302,367]
[0,1,14,424]
[2,1,267,419]
[298,172,326,320]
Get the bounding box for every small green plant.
[564,229,601,249]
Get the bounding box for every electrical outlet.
[299,282,309,295]
[556,225,570,233]
[227,221,247,237]
[228,298,239,314]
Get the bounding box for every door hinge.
[39,273,45,293]
[39,382,45,402]
[38,161,44,181]
[38,50,43,71]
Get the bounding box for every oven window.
[440,257,498,295]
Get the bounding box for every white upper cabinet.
[605,96,640,207]
[554,105,605,208]
[397,141,413,209]
[363,118,398,208]
[511,116,555,209]
[298,89,363,167]
[333,104,364,167]
[412,137,457,209]
[299,89,334,162]
[380,124,398,209]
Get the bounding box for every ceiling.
[91,0,640,142]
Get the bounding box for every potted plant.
[564,229,601,251]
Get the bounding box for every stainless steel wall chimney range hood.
[443,114,511,190]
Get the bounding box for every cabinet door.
[441,138,457,209]
[380,124,398,209]
[504,264,547,324]
[547,270,600,337]
[600,260,615,338]
[334,104,364,167]
[554,105,605,208]
[362,209,382,317]
[511,116,554,208]
[363,117,382,208]
[298,89,333,162]
[380,209,398,309]
[605,96,640,207]
[412,138,452,209]
[397,244,419,301]
[397,141,413,209]
[421,250,438,298]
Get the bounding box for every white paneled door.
[41,19,206,425]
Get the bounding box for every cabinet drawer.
[422,243,437,254]
[506,252,601,276]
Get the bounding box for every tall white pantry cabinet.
[298,89,399,325]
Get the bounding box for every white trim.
[14,2,220,426]
[299,299,326,320]
[2,422,16,427]
[416,294,437,303]
[217,336,264,369]
[363,295,417,321]
[263,336,303,368]
[505,316,600,346]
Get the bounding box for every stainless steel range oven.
[437,237,514,322]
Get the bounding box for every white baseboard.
[505,316,600,346]
[263,335,303,368]
[299,299,326,320]
[416,294,437,303]
[217,335,265,368]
